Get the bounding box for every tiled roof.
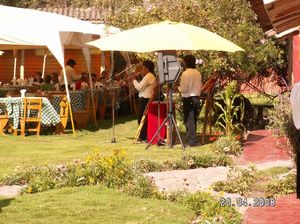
[36,7,105,23]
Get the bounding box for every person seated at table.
[41,74,55,91]
[80,73,89,90]
[50,73,60,91]
[91,73,98,88]
[59,58,81,88]
[95,71,109,90]
[32,72,43,86]
[70,72,89,90]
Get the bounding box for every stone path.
[0,185,25,198]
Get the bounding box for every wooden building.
[248,0,300,84]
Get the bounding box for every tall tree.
[106,0,286,79]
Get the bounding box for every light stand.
[145,82,185,150]
[145,51,184,150]
[109,78,117,143]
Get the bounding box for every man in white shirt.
[178,55,202,147]
[59,59,82,88]
[132,60,156,142]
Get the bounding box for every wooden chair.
[72,93,90,129]
[0,103,8,135]
[0,114,8,136]
[199,75,218,144]
[59,96,69,133]
[20,97,42,136]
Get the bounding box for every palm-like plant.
[214,80,245,139]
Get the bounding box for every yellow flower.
[27,187,33,194]
[121,149,126,155]
[219,191,225,196]
[88,176,95,184]
[107,159,113,166]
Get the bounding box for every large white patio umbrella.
[87,20,244,52]
[0,5,119,135]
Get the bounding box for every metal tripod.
[146,83,185,150]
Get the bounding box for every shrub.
[267,94,297,161]
[184,153,233,168]
[213,136,243,156]
[214,80,245,139]
[212,165,257,195]
[178,191,242,223]
[133,159,163,173]
[124,175,160,199]
[1,149,135,194]
[266,172,296,197]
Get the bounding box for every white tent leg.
[42,53,47,79]
[82,47,97,128]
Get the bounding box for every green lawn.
[0,116,237,223]
[0,186,195,224]
[0,115,210,176]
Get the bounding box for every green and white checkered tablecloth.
[0,97,60,129]
[51,91,87,113]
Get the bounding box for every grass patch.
[244,93,276,106]
[246,167,290,197]
[0,185,195,224]
[0,115,212,176]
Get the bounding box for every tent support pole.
[62,67,76,138]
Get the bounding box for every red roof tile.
[35,7,105,23]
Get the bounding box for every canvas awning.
[0,5,120,135]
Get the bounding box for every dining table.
[0,97,60,130]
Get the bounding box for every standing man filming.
[178,55,202,147]
[132,60,156,142]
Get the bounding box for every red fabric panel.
[147,102,167,144]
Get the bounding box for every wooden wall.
[0,49,111,84]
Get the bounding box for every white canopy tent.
[0,5,120,135]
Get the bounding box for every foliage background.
[0,0,287,81]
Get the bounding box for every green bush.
[215,80,245,139]
[179,191,242,223]
[124,175,160,199]
[267,94,297,161]
[1,149,242,223]
[212,165,257,195]
[133,159,163,173]
[266,172,296,197]
[185,153,233,168]
[213,136,243,156]
[1,149,135,194]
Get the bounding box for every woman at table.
[41,74,54,91]
[50,73,60,91]
[59,59,82,89]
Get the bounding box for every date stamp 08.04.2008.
[220,197,276,207]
